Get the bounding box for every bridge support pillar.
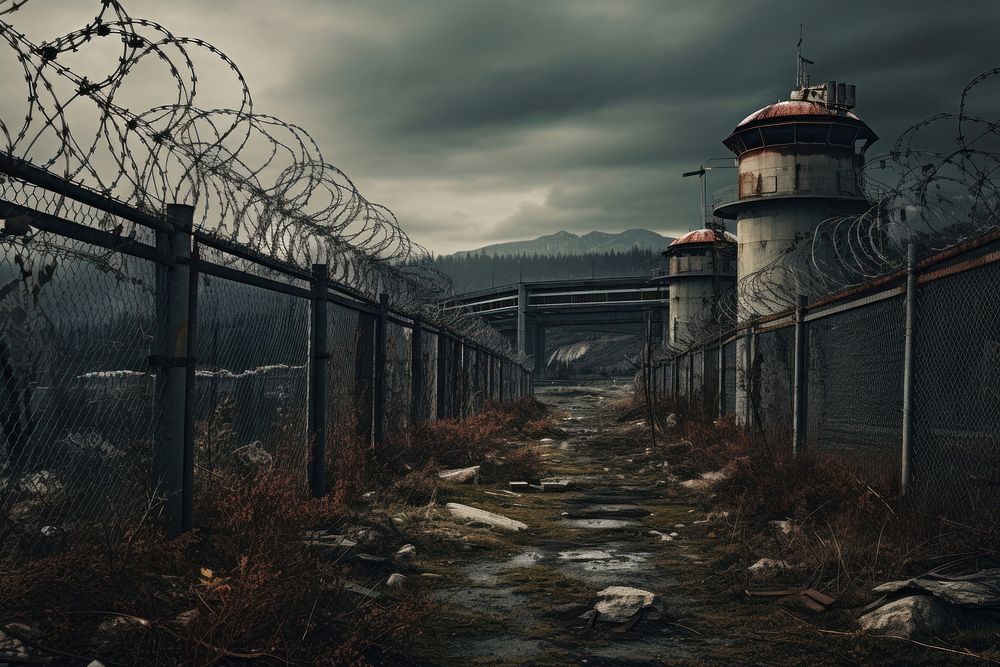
[526,321,546,369]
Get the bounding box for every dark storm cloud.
[18,0,1000,252]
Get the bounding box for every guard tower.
[658,229,737,346]
[714,74,878,317]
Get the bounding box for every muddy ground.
[384,382,958,666]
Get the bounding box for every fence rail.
[0,155,531,562]
[646,232,1000,518]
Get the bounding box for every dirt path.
[415,381,726,666]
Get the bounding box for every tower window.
[739,129,763,150]
[796,124,829,143]
[830,125,859,146]
[761,125,795,145]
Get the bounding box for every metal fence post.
[308,263,328,498]
[374,293,388,446]
[487,352,495,401]
[901,241,917,497]
[154,203,193,539]
[792,294,808,457]
[471,343,481,413]
[687,350,694,400]
[182,230,198,532]
[354,312,375,443]
[452,337,462,415]
[459,338,468,418]
[435,332,447,419]
[411,316,423,425]
[718,334,725,418]
[745,325,755,430]
[499,358,505,401]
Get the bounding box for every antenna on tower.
[795,24,814,89]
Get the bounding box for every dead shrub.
[0,461,431,665]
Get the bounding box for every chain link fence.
[647,236,1000,519]
[913,257,1000,516]
[0,163,532,565]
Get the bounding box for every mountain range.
[450,229,673,257]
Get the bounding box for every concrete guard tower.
[714,60,879,421]
[658,229,737,347]
[714,82,878,316]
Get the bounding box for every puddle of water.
[564,518,639,529]
[460,549,544,585]
[577,551,650,572]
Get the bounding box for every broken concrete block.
[858,595,954,639]
[680,470,727,491]
[541,479,570,492]
[747,558,804,583]
[593,586,657,623]
[445,503,528,532]
[438,466,480,483]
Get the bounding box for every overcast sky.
[9,0,999,254]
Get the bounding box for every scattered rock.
[664,413,678,429]
[680,470,727,491]
[668,532,679,538]
[302,531,357,551]
[747,558,804,583]
[18,469,65,500]
[234,440,273,467]
[445,503,528,532]
[858,595,955,639]
[88,661,107,667]
[173,609,198,627]
[648,530,673,542]
[872,568,1000,608]
[387,573,409,588]
[420,573,444,579]
[593,586,657,623]
[395,544,417,560]
[0,629,28,661]
[559,549,613,561]
[438,466,480,483]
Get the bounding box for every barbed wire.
[0,0,517,355]
[648,69,1000,363]
[726,69,1000,321]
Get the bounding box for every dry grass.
[0,398,557,665]
[0,465,431,665]
[667,411,1000,605]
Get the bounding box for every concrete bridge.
[445,277,668,364]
